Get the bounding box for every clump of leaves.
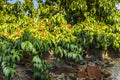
[32,55,51,80]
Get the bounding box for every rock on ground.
[112,61,120,80]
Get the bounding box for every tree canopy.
[1,0,120,24]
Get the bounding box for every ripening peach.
[1,32,5,35]
[67,24,71,29]
[41,31,45,36]
[52,6,56,10]
[97,25,101,29]
[1,32,8,37]
[38,27,44,31]
[16,32,21,37]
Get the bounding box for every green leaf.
[72,54,77,59]
[13,54,20,62]
[79,55,83,60]
[21,41,37,54]
[68,52,73,58]
[32,55,41,63]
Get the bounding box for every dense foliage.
[0,0,120,79]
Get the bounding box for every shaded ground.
[14,57,116,80]
[14,65,33,80]
[1,49,120,80]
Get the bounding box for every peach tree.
[0,0,120,80]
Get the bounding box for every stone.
[111,62,120,80]
[87,65,103,79]
[76,69,87,78]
